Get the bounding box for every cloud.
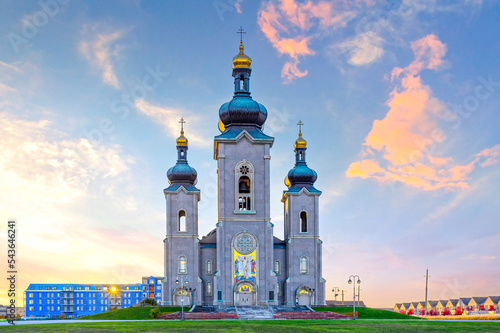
[79,27,125,88]
[258,0,361,83]
[346,34,500,191]
[0,113,134,203]
[134,98,210,148]
[334,31,384,66]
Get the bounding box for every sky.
[0,0,499,309]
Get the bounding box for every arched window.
[300,151,304,160]
[206,260,212,275]
[274,260,281,275]
[300,211,307,233]
[178,210,186,232]
[178,255,187,274]
[206,281,212,296]
[239,75,245,90]
[299,256,308,275]
[235,161,254,212]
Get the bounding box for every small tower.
[163,118,201,306]
[282,121,325,306]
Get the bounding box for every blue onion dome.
[167,121,197,186]
[285,125,318,189]
[286,165,317,187]
[219,97,267,129]
[218,38,267,131]
[167,163,197,185]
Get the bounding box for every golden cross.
[297,120,303,134]
[237,26,246,43]
[179,117,186,132]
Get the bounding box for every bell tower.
[282,122,326,305]
[163,119,201,306]
[212,30,277,306]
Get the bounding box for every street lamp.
[332,287,339,303]
[175,276,189,321]
[348,275,361,320]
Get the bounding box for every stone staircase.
[236,306,274,320]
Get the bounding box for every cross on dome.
[237,26,246,43]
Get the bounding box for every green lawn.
[77,306,184,320]
[1,320,499,332]
[313,306,420,319]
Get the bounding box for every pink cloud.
[258,0,363,83]
[347,34,500,191]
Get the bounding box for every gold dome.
[294,133,307,148]
[232,41,252,69]
[176,130,188,147]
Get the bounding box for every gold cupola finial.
[232,26,252,69]
[294,120,307,148]
[176,117,188,147]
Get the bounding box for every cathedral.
[162,37,326,307]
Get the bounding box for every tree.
[58,314,66,320]
[407,309,414,315]
[442,307,451,315]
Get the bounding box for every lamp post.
[348,275,361,320]
[175,276,189,321]
[332,287,339,303]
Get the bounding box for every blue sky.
[1,0,499,308]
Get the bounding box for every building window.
[274,260,281,275]
[206,260,213,274]
[235,161,254,212]
[178,210,186,232]
[217,290,222,301]
[206,281,213,296]
[299,256,308,274]
[277,282,281,296]
[269,291,275,301]
[178,255,187,274]
[300,211,308,233]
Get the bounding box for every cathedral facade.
[162,39,326,307]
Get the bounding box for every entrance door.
[234,282,257,306]
[174,294,191,306]
[297,293,310,306]
[235,291,254,306]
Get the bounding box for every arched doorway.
[234,281,257,306]
[173,287,191,307]
[296,286,313,306]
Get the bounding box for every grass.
[1,320,500,332]
[77,306,184,320]
[312,306,421,320]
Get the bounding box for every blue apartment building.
[25,276,163,318]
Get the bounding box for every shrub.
[58,314,66,320]
[407,309,414,315]
[442,307,451,315]
[141,298,158,306]
[150,308,160,319]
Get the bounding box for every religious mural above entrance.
[234,248,257,283]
